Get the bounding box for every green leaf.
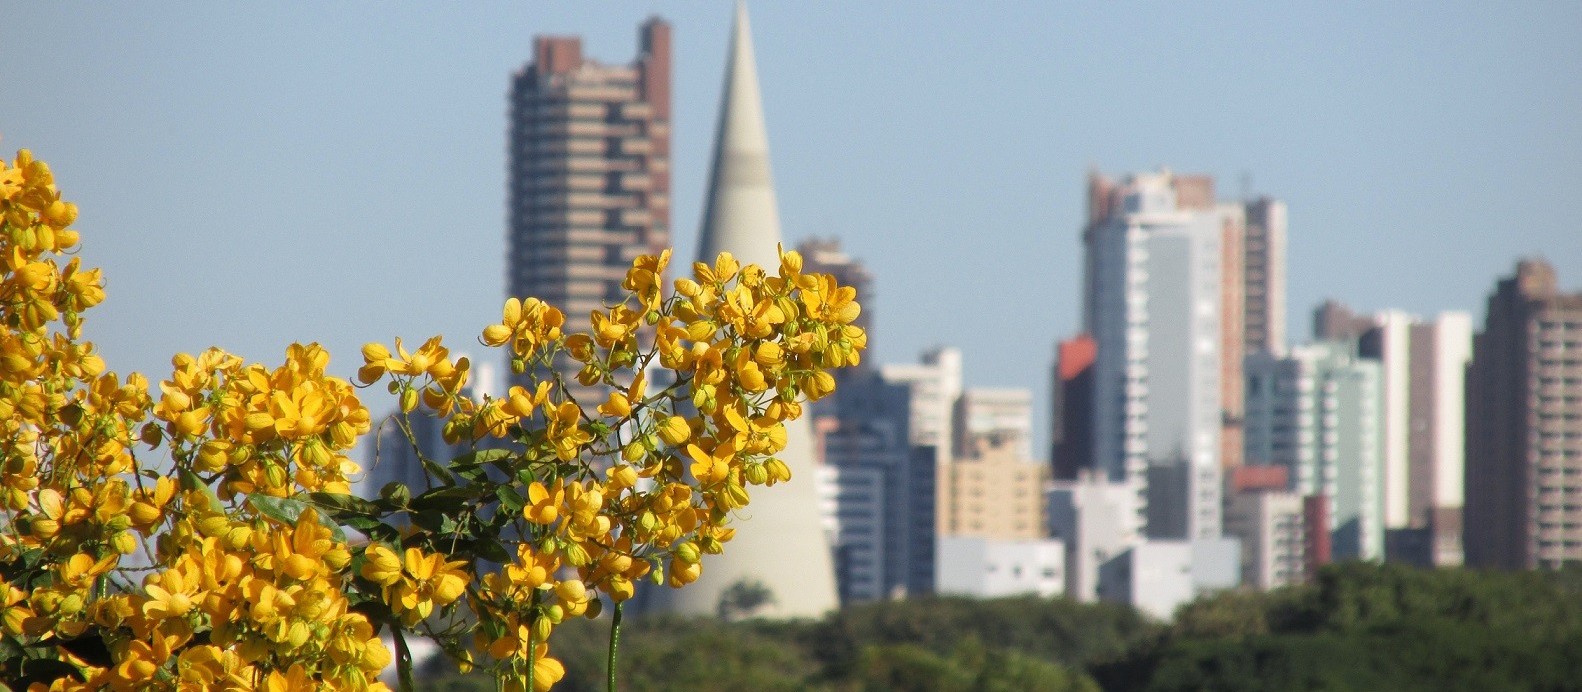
[392,627,416,692]
[419,455,458,487]
[54,634,112,668]
[451,449,515,483]
[451,448,512,469]
[496,486,526,514]
[450,464,487,483]
[17,658,80,686]
[343,516,400,543]
[409,486,476,513]
[247,494,348,542]
[516,468,536,486]
[308,491,381,517]
[473,538,512,564]
[411,510,458,535]
[178,469,225,511]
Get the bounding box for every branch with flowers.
[0,150,865,691]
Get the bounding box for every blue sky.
[2,3,1578,451]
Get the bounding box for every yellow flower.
[597,391,632,418]
[524,481,564,525]
[142,563,199,620]
[685,441,734,486]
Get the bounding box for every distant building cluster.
[362,7,1582,622]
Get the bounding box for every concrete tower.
[647,2,839,618]
[507,20,671,400]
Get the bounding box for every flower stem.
[606,600,624,692]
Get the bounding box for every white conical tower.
[648,2,839,618]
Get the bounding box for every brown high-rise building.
[1242,198,1287,355]
[508,19,671,389]
[1219,202,1247,471]
[1465,260,1582,570]
[1312,299,1376,342]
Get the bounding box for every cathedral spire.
[697,1,782,269]
[648,2,839,619]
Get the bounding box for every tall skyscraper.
[1245,343,1384,560]
[1241,197,1288,355]
[1218,202,1247,472]
[507,19,671,392]
[1309,301,1472,565]
[1082,170,1225,540]
[643,3,839,618]
[1465,260,1582,570]
[1406,313,1472,565]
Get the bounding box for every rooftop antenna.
[1240,171,1253,200]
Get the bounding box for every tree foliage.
[1094,562,1582,691]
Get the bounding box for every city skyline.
[2,3,1578,455]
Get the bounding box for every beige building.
[953,387,1033,462]
[941,442,1048,540]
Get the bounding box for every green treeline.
[421,563,1582,691]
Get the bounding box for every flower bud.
[110,531,138,555]
[139,423,163,448]
[482,324,513,346]
[608,576,635,602]
[197,515,230,538]
[196,439,229,471]
[674,541,700,564]
[264,463,288,489]
[554,579,587,605]
[621,442,644,462]
[361,343,392,363]
[657,416,690,446]
[127,502,162,527]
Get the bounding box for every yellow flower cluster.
[348,244,866,689]
[1,149,865,691]
[0,151,390,690]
